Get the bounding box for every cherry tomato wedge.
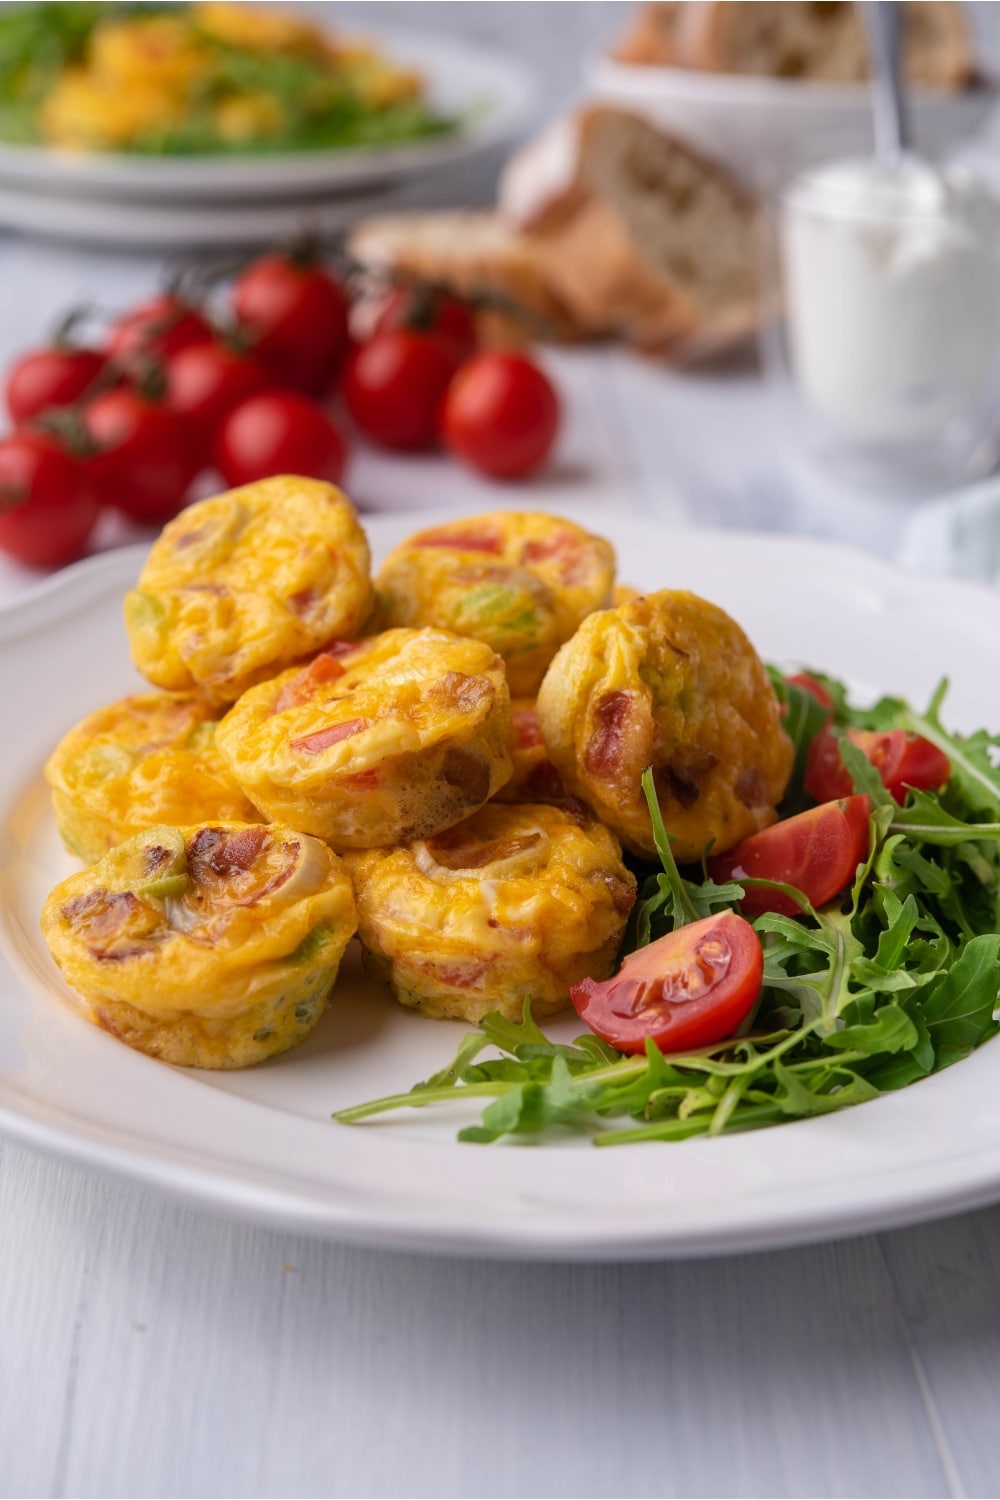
[569,910,763,1056]
[783,672,834,723]
[805,728,951,805]
[708,794,871,918]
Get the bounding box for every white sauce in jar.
[781,158,1000,445]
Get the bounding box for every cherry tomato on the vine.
[106,294,214,363]
[805,728,951,805]
[342,330,459,451]
[213,391,347,488]
[440,351,560,479]
[5,343,106,425]
[371,284,477,363]
[231,251,350,395]
[570,910,763,1056]
[165,341,269,455]
[0,431,98,568]
[85,387,201,524]
[708,794,871,918]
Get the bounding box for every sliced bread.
[499,105,759,354]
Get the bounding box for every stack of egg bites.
[41,476,794,1070]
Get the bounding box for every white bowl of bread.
[590,1,997,182]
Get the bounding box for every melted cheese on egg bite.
[124,476,374,708]
[41,822,357,1069]
[345,802,636,1023]
[215,628,514,849]
[536,589,794,862]
[45,691,259,864]
[372,511,616,696]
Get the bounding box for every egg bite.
[124,476,374,708]
[372,512,616,696]
[345,802,636,1023]
[45,691,260,865]
[492,698,570,806]
[216,628,513,850]
[536,589,794,862]
[41,822,357,1069]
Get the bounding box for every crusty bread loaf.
[500,105,759,354]
[614,1,972,89]
[346,210,582,346]
[349,107,759,360]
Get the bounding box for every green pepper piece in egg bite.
[372,512,616,697]
[41,822,357,1069]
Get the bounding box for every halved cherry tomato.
[784,672,834,720]
[106,294,213,362]
[569,910,763,1056]
[805,728,951,805]
[708,794,871,918]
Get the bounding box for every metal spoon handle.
[864,1,910,162]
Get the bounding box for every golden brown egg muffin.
[372,512,616,696]
[492,698,570,806]
[124,476,374,708]
[216,629,513,849]
[345,802,636,1023]
[536,589,793,862]
[45,692,259,865]
[41,822,356,1069]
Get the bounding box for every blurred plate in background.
[0,28,532,245]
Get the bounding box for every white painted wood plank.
[0,1141,959,1500]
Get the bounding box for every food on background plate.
[372,512,615,697]
[612,1,972,88]
[536,588,793,861]
[42,821,357,1069]
[215,627,514,850]
[45,691,260,865]
[124,475,373,707]
[350,105,760,360]
[0,2,454,154]
[346,802,636,1024]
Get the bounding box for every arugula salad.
[0,3,457,157]
[337,672,1000,1145]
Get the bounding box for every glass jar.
[767,156,1000,492]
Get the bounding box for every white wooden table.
[5,8,1000,1497]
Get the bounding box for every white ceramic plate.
[3,513,1000,1260]
[0,176,417,251]
[588,57,999,184]
[0,29,532,203]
